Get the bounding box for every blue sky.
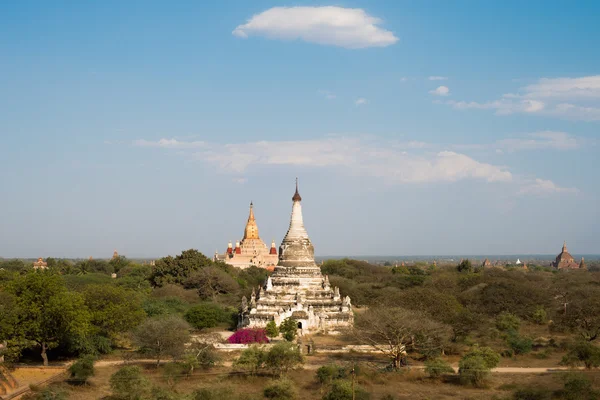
[1,0,599,258]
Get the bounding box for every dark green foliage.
[316,364,348,385]
[280,318,298,342]
[149,249,215,287]
[143,297,189,317]
[266,320,280,338]
[68,354,95,384]
[22,385,69,400]
[559,373,599,400]
[0,259,26,272]
[322,380,370,400]
[561,341,600,369]
[532,306,547,325]
[264,342,304,376]
[184,303,230,330]
[457,259,473,273]
[507,332,533,355]
[184,266,239,300]
[458,346,500,386]
[63,273,114,290]
[512,387,552,400]
[424,358,454,378]
[496,312,521,332]
[192,387,235,400]
[264,378,298,400]
[110,366,151,400]
[233,345,266,375]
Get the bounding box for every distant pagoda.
[552,241,581,269]
[214,202,278,270]
[239,180,353,334]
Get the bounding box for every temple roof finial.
[292,177,302,202]
[563,241,567,252]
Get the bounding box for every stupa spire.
[278,179,316,268]
[563,241,567,252]
[243,201,259,239]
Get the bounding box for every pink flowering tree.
[228,328,269,344]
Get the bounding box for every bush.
[496,312,521,332]
[22,386,69,400]
[280,318,298,342]
[192,387,235,400]
[532,306,547,325]
[560,373,599,400]
[322,380,370,400]
[508,333,533,355]
[561,341,600,369]
[266,320,280,338]
[264,378,298,400]
[458,347,500,387]
[265,342,304,376]
[184,303,226,330]
[67,355,95,384]
[424,358,454,378]
[227,328,269,344]
[109,366,151,400]
[233,345,266,375]
[316,364,348,385]
[512,387,552,400]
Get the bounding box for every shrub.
[227,328,269,344]
[233,345,266,375]
[192,387,235,400]
[532,306,547,325]
[561,341,600,369]
[22,386,69,400]
[264,378,298,400]
[508,333,533,355]
[458,346,500,387]
[162,362,184,388]
[109,366,151,400]
[266,320,280,338]
[559,373,599,400]
[316,364,348,385]
[322,380,370,400]
[496,312,521,332]
[184,303,225,330]
[512,387,552,400]
[265,342,304,376]
[280,318,298,342]
[67,355,95,384]
[424,358,454,378]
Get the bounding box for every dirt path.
[93,359,581,374]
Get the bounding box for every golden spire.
[243,201,260,240]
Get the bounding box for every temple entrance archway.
[297,321,303,329]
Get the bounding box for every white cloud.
[518,178,579,195]
[428,76,448,81]
[495,131,580,151]
[318,90,336,100]
[430,86,450,96]
[355,98,368,105]
[133,138,206,149]
[232,6,398,49]
[193,137,512,184]
[444,75,600,121]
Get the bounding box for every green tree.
[110,366,151,400]
[532,306,547,325]
[184,303,223,330]
[83,285,145,339]
[7,272,90,365]
[561,341,600,369]
[233,345,266,375]
[265,342,304,377]
[424,358,455,378]
[109,255,130,274]
[68,355,95,384]
[133,315,191,367]
[149,249,214,286]
[458,346,500,387]
[316,364,348,385]
[457,259,473,273]
[354,307,451,369]
[280,318,298,342]
[560,373,600,400]
[184,266,239,301]
[264,377,298,400]
[496,312,521,332]
[322,380,370,400]
[265,320,280,338]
